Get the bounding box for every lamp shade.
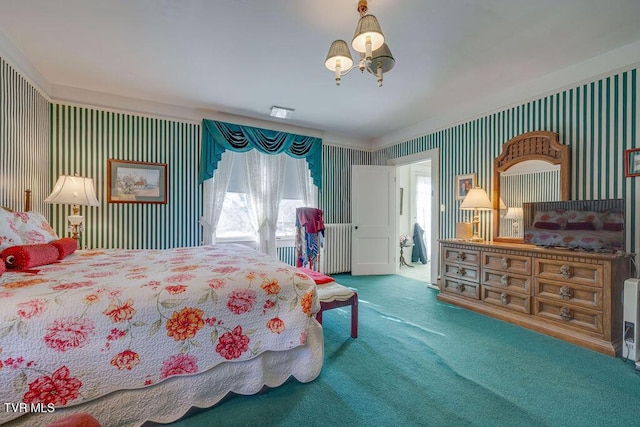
[325,39,354,71]
[352,14,385,53]
[366,43,395,74]
[499,197,507,210]
[45,175,100,207]
[504,207,524,220]
[460,187,492,210]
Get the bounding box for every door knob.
[354,226,358,230]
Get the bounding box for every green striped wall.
[50,105,201,249]
[0,57,50,214]
[372,68,639,253]
[4,54,637,255]
[319,144,371,224]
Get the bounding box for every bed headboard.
[0,190,31,212]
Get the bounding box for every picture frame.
[624,148,640,177]
[107,159,168,204]
[455,173,476,200]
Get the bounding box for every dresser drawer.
[443,262,480,283]
[482,286,531,314]
[440,277,480,300]
[483,253,531,275]
[535,279,603,310]
[442,247,480,266]
[534,298,603,334]
[483,269,531,294]
[534,259,603,287]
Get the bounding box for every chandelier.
[324,0,395,87]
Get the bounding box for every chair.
[294,207,359,339]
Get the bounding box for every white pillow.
[0,209,23,250]
[11,211,59,244]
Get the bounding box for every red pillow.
[534,222,561,230]
[297,267,335,284]
[603,223,624,232]
[0,259,5,276]
[566,222,596,230]
[1,244,59,269]
[50,238,78,259]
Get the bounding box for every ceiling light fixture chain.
[324,0,395,87]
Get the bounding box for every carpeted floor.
[169,274,640,427]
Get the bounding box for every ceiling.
[1,0,640,148]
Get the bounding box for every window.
[214,153,313,241]
[216,192,254,240]
[276,198,305,238]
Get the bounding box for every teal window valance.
[199,119,322,189]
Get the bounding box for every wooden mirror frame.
[492,131,570,243]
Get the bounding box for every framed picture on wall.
[107,159,168,204]
[455,173,476,200]
[625,148,640,177]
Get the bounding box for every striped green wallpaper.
[372,68,639,253]
[319,144,371,224]
[0,57,50,214]
[50,105,201,249]
[2,54,637,255]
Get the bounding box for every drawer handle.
[500,292,508,305]
[559,307,573,321]
[457,267,466,277]
[455,283,465,293]
[501,257,510,269]
[559,265,572,279]
[559,286,572,300]
[500,275,509,286]
[456,252,466,261]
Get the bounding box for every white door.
[351,165,396,275]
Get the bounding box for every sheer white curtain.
[295,158,317,207]
[244,150,286,257]
[200,151,234,245]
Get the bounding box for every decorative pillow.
[565,210,603,230]
[534,222,561,230]
[602,210,624,232]
[11,212,58,244]
[533,210,567,228]
[297,267,335,284]
[50,238,78,259]
[0,209,23,250]
[1,244,60,270]
[0,259,5,276]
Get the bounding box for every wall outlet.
[440,204,445,212]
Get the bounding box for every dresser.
[438,240,632,356]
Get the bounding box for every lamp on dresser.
[459,186,492,242]
[44,174,100,241]
[504,207,523,236]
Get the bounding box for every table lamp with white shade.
[460,186,493,242]
[44,175,100,241]
[504,207,524,236]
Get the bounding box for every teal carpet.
[168,274,640,426]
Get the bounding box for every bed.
[0,202,323,426]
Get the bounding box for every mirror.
[492,131,570,243]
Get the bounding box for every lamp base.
[468,234,484,242]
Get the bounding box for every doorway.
[388,149,439,287]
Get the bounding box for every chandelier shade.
[351,14,385,54]
[325,40,354,72]
[367,43,395,75]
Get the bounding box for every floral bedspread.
[0,244,318,421]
